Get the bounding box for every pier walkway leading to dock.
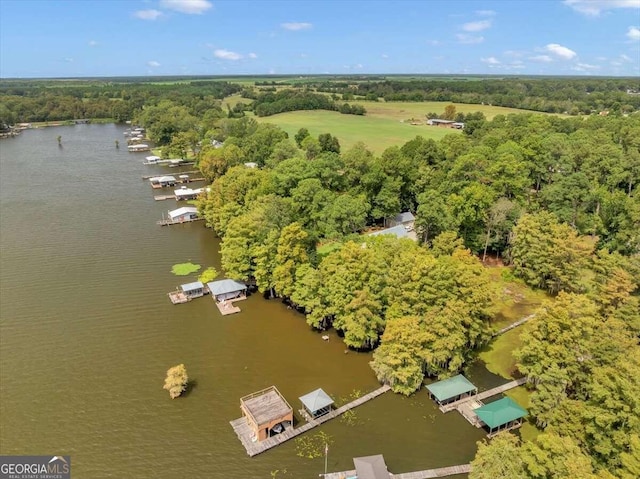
[320,463,471,479]
[440,377,527,413]
[231,385,391,457]
[493,314,536,337]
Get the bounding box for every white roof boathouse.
[207,279,247,315]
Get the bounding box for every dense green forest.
[189,110,638,477]
[0,79,241,124]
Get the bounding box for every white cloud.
[456,34,484,44]
[503,50,524,58]
[427,39,442,46]
[147,60,161,67]
[381,53,389,58]
[573,62,601,71]
[530,54,553,62]
[64,57,74,63]
[564,0,640,16]
[88,40,98,47]
[476,10,496,16]
[627,26,640,40]
[159,0,212,14]
[620,53,633,61]
[248,52,258,59]
[481,56,501,65]
[355,63,363,69]
[462,20,492,32]
[281,22,312,31]
[134,9,163,20]
[545,43,577,59]
[214,49,242,60]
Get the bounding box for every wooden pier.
[142,170,198,180]
[215,295,246,315]
[320,463,471,479]
[154,195,176,201]
[230,385,391,457]
[493,313,536,337]
[440,378,527,413]
[157,217,205,226]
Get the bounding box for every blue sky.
[1,0,638,77]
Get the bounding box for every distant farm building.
[426,119,464,129]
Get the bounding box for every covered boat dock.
[426,374,478,408]
[299,388,334,420]
[474,397,528,437]
[237,386,294,443]
[207,279,247,315]
[168,281,205,304]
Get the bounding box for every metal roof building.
[299,388,334,418]
[368,225,410,239]
[426,375,478,405]
[353,455,390,479]
[474,397,527,436]
[207,279,247,302]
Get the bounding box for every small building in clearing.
[299,388,334,419]
[426,374,478,406]
[368,225,411,240]
[386,211,415,229]
[353,454,390,479]
[168,206,198,222]
[207,279,247,302]
[240,386,294,442]
[474,397,527,437]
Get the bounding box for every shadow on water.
[182,378,198,398]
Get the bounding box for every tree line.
[0,79,241,124]
[252,90,366,117]
[309,77,640,115]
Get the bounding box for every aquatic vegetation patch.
[198,266,219,283]
[171,262,201,276]
[295,431,333,459]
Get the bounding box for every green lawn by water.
[255,110,457,153]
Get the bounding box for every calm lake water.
[0,125,496,478]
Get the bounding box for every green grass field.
[349,100,555,121]
[253,99,561,153]
[255,110,457,153]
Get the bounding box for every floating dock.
[154,195,176,201]
[230,385,391,457]
[157,217,205,226]
[321,463,471,479]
